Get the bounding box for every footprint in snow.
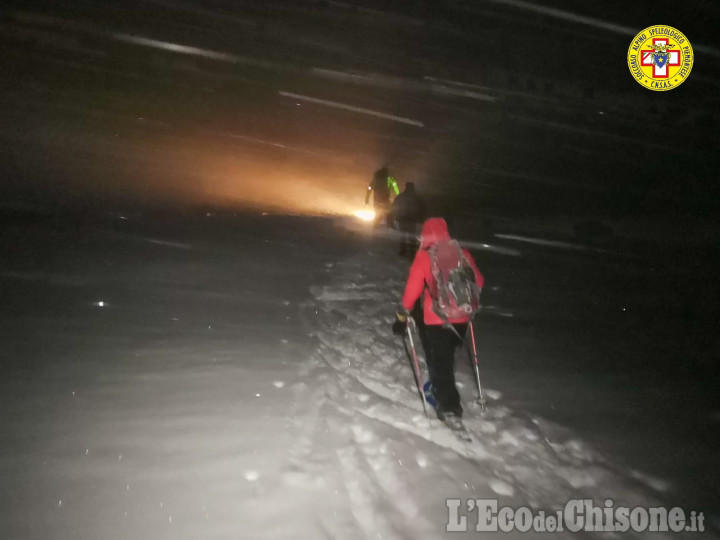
[351,425,375,444]
[478,421,497,434]
[489,478,515,496]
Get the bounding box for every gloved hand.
[392,311,408,336]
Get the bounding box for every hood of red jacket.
[419,217,451,249]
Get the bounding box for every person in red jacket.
[393,217,484,422]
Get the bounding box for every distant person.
[365,166,399,227]
[392,182,425,257]
[392,218,484,428]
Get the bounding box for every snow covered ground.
[0,211,717,539]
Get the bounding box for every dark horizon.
[1,0,720,222]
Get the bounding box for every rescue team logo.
[627,26,693,91]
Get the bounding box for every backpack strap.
[431,303,469,340]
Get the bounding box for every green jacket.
[365,174,399,205]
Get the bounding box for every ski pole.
[468,320,487,412]
[405,316,430,419]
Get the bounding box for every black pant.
[419,322,468,418]
[397,220,419,256]
[373,201,391,227]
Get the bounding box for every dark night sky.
[1,0,719,218]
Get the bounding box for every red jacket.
[401,218,484,325]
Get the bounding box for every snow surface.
[0,213,716,539]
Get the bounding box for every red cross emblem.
[641,38,681,78]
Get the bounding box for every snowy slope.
[305,241,714,539]
[0,213,715,539]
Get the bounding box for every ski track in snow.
[302,252,708,539]
[8,222,714,540]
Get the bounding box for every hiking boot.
[442,412,465,431]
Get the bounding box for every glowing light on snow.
[354,209,375,222]
[96,301,105,307]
